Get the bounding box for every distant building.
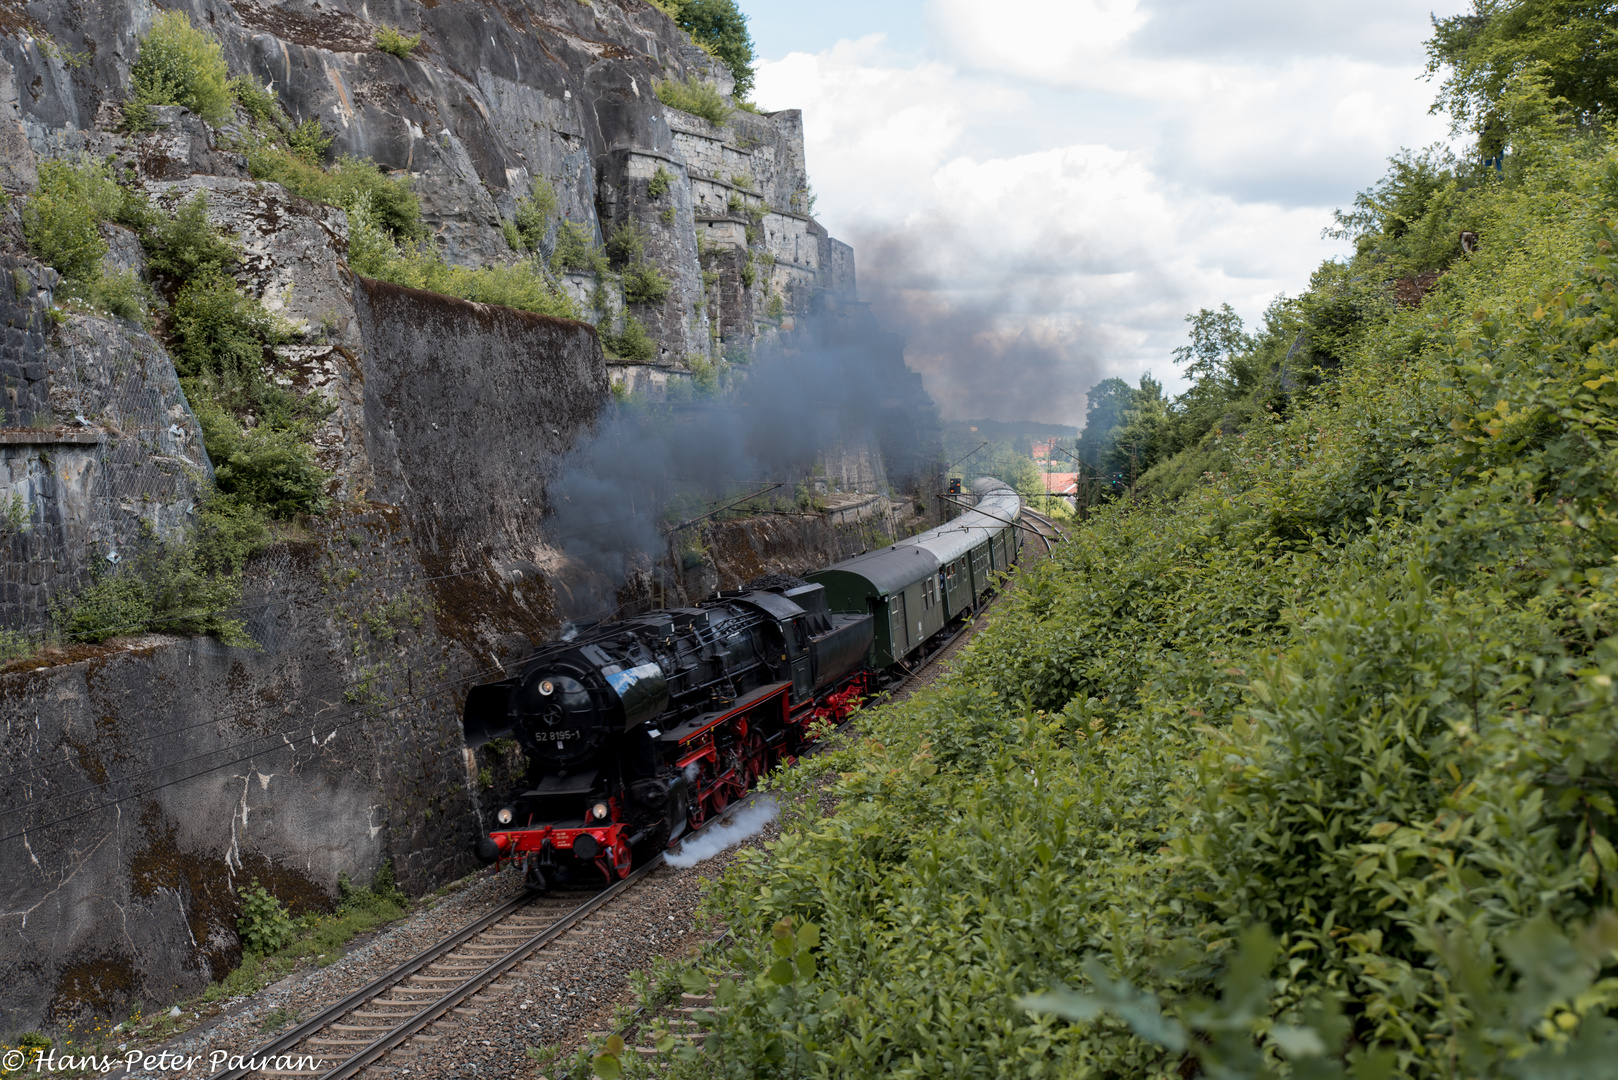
[1043,472,1077,496]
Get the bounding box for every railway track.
[199,803,757,1080]
[1019,506,1065,549]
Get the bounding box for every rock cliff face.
[0,0,939,1034]
[3,0,853,367]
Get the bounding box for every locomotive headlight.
[496,806,514,825]
[591,802,610,821]
[538,679,555,696]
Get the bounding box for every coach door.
[887,592,908,662]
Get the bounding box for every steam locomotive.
[462,479,1023,889]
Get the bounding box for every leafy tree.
[654,0,756,98]
[1075,376,1133,467]
[1172,303,1256,388]
[1426,0,1618,142]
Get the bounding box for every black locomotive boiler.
[462,583,874,889]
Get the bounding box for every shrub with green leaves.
[22,158,126,282]
[129,10,233,125]
[504,177,557,252]
[285,117,335,168]
[605,220,648,267]
[623,261,671,305]
[236,880,295,955]
[21,157,161,324]
[349,194,578,320]
[169,276,278,390]
[244,143,421,241]
[145,191,241,283]
[228,75,280,125]
[374,25,423,60]
[57,494,267,645]
[654,76,732,125]
[192,394,330,519]
[607,314,658,361]
[549,220,609,275]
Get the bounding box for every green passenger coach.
[807,478,1023,668]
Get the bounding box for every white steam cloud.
[664,795,778,868]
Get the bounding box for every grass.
[654,76,732,125]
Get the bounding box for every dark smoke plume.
[542,312,931,617]
[849,214,1179,425]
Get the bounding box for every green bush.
[244,143,421,241]
[605,220,648,267]
[77,269,155,328]
[647,165,674,199]
[170,276,278,390]
[56,495,269,645]
[654,76,732,125]
[549,219,608,274]
[129,10,233,125]
[503,178,557,253]
[623,261,672,305]
[374,25,422,59]
[22,158,125,283]
[285,117,334,168]
[671,56,1618,1080]
[228,75,280,125]
[347,194,578,320]
[191,392,330,519]
[145,190,241,283]
[237,879,295,955]
[609,315,658,361]
[23,158,160,324]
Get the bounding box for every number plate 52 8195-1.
[549,730,580,741]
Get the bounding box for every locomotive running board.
[657,680,791,746]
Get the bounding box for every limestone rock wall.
[0,257,213,642]
[0,286,604,1035]
[1,0,858,375]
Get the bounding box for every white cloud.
[752,0,1468,426]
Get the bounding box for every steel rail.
[207,791,761,1080]
[1018,511,1054,553]
[316,862,660,1080]
[1019,506,1065,538]
[203,891,538,1080]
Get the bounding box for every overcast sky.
[744,0,1471,427]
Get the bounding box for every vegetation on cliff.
[653,6,1618,1079]
[650,0,756,99]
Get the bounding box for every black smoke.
[847,214,1176,426]
[541,311,932,615]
